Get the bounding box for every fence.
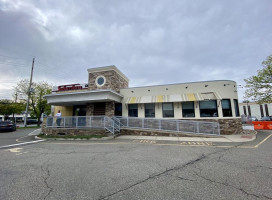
[46,116,118,135]
[46,116,220,136]
[116,117,220,136]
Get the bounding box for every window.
[95,75,106,87]
[182,102,195,117]
[115,103,122,116]
[222,99,232,117]
[265,104,269,116]
[199,100,218,117]
[260,105,264,117]
[234,99,240,117]
[128,104,138,117]
[243,106,247,115]
[247,105,251,116]
[162,103,174,117]
[145,103,155,118]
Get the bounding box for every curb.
[35,135,115,141]
[28,128,42,136]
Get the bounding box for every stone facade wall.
[43,128,107,136]
[120,128,198,137]
[105,102,115,117]
[182,118,243,135]
[88,70,128,93]
[41,117,47,134]
[86,102,115,117]
[86,103,94,116]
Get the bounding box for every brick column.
[86,103,94,116]
[105,102,115,117]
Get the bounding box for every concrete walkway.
[117,134,256,143]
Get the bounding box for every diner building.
[44,65,243,134]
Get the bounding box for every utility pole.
[24,58,35,127]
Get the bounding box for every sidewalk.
[116,134,256,143]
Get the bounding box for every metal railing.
[112,116,120,133]
[46,116,220,136]
[46,116,120,135]
[116,117,220,136]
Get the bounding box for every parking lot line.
[0,140,45,149]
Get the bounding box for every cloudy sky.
[0,0,271,102]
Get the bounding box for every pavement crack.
[97,144,246,200]
[170,174,196,182]
[255,165,272,170]
[41,159,53,200]
[98,154,206,200]
[195,173,272,200]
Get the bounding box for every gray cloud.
[0,0,272,101]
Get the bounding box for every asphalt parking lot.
[0,130,271,200]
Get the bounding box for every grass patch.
[18,126,41,129]
[38,134,105,139]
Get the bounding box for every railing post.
[113,120,115,135]
[142,118,144,129]
[76,116,78,128]
[176,120,179,132]
[196,122,199,133]
[63,117,65,128]
[127,117,129,127]
[159,119,161,130]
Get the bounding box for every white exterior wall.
[155,103,162,118]
[120,80,239,119]
[239,103,272,120]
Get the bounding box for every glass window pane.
[199,100,218,117]
[145,103,155,118]
[163,103,173,110]
[182,102,195,117]
[162,103,174,117]
[200,101,217,109]
[234,99,240,117]
[222,99,232,117]
[128,104,138,117]
[222,99,231,109]
[182,102,194,109]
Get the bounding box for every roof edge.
[87,65,129,82]
[121,80,237,90]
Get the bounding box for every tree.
[0,99,25,121]
[244,55,272,103]
[14,79,52,126]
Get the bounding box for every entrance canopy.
[44,89,123,106]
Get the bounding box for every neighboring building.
[239,102,272,120]
[0,114,29,122]
[44,65,243,134]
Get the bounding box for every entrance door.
[73,105,87,126]
[94,103,106,116]
[73,105,87,116]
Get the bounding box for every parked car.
[27,119,42,125]
[260,116,272,121]
[248,116,258,121]
[0,121,16,132]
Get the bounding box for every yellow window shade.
[187,93,196,101]
[129,97,137,104]
[156,95,164,103]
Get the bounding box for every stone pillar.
[86,103,94,116]
[105,102,115,117]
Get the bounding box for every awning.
[44,89,123,106]
[125,92,222,104]
[199,92,222,100]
